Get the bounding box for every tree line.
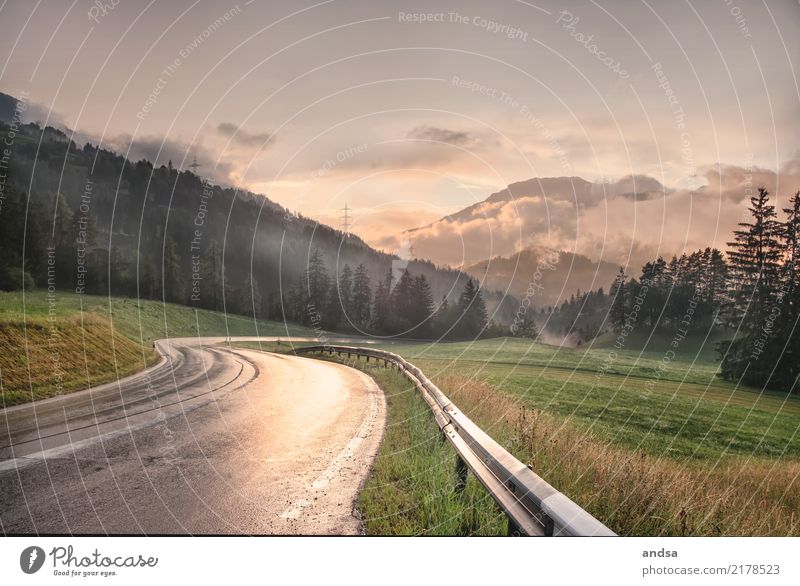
[282,249,508,339]
[606,188,799,393]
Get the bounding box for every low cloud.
[217,122,274,148]
[387,159,800,269]
[701,161,794,204]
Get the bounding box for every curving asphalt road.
[0,337,386,535]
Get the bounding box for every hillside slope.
[0,291,315,406]
[465,246,619,308]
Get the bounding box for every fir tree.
[303,249,329,326]
[391,270,414,330]
[609,267,627,332]
[458,278,488,338]
[200,238,223,311]
[720,188,784,385]
[162,235,184,303]
[338,264,353,319]
[372,269,393,332]
[351,264,372,329]
[411,274,434,330]
[725,187,782,327]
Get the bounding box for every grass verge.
[312,355,508,535]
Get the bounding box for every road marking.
[0,366,255,473]
[0,420,155,472]
[279,371,380,520]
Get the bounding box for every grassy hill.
[0,290,314,406]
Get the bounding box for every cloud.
[216,122,274,148]
[701,161,796,204]
[604,174,670,200]
[407,125,474,146]
[19,98,73,132]
[325,207,446,254]
[388,159,800,269]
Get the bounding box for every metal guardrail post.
[455,455,468,492]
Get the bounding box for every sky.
[1,0,799,266]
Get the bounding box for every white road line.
[279,372,380,520]
[0,420,155,472]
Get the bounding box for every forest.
[0,119,518,338]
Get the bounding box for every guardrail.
[295,344,616,537]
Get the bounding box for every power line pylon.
[340,203,351,236]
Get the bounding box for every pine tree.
[640,257,667,327]
[772,192,800,390]
[391,270,414,329]
[706,248,728,312]
[199,238,223,310]
[720,187,784,385]
[372,269,393,332]
[458,278,487,338]
[327,265,351,329]
[303,249,329,325]
[52,196,74,250]
[239,273,263,318]
[411,274,434,329]
[782,192,800,300]
[162,235,184,303]
[609,267,627,332]
[338,264,353,320]
[284,281,305,324]
[725,187,782,327]
[351,264,372,329]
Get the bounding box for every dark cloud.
[407,125,473,146]
[216,122,273,148]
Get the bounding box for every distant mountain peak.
[402,173,671,267]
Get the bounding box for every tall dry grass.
[438,375,800,536]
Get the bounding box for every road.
[0,337,386,535]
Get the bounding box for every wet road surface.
[0,338,386,534]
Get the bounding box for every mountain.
[404,175,669,267]
[465,247,619,308]
[0,92,18,123]
[0,110,518,329]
